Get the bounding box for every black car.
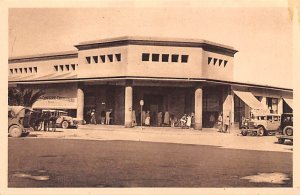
[278,113,293,136]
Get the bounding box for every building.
[8,36,293,129]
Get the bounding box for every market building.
[8,36,293,129]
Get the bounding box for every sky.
[8,6,293,88]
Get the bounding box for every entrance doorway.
[144,95,164,126]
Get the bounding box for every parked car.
[277,113,293,136]
[8,106,33,137]
[240,114,281,136]
[41,110,78,129]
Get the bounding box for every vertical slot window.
[14,68,18,74]
[181,55,189,63]
[93,56,98,63]
[224,60,228,67]
[213,58,218,65]
[10,69,13,74]
[171,54,179,62]
[60,65,64,71]
[29,67,32,73]
[115,53,121,62]
[208,57,212,64]
[162,54,169,62]
[54,65,58,71]
[85,56,91,64]
[34,67,37,73]
[65,64,70,71]
[152,54,159,62]
[19,68,23,74]
[71,64,76,70]
[219,59,223,66]
[142,53,150,61]
[108,54,113,62]
[100,55,106,63]
[24,68,27,73]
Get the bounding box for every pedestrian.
[186,114,192,129]
[217,112,223,132]
[105,109,112,125]
[145,111,150,126]
[164,111,170,126]
[132,110,137,126]
[180,114,187,128]
[170,114,176,127]
[157,111,163,127]
[142,110,146,125]
[90,109,96,125]
[223,115,230,133]
[100,110,106,124]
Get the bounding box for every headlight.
[254,123,257,126]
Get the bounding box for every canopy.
[233,90,266,110]
[283,98,293,109]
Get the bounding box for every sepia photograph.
[3,0,298,193]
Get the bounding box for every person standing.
[105,109,112,125]
[90,109,96,125]
[186,114,192,129]
[163,111,170,126]
[142,110,146,125]
[217,112,223,132]
[145,111,150,126]
[223,116,230,133]
[132,110,137,126]
[157,111,163,127]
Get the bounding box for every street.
[8,137,292,187]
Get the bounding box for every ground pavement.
[26,125,293,153]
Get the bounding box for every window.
[108,54,113,62]
[142,53,150,61]
[171,54,179,62]
[93,56,98,63]
[224,60,228,67]
[115,53,121,61]
[71,64,76,70]
[60,65,64,71]
[100,55,106,63]
[19,68,22,74]
[208,57,212,64]
[162,54,169,62]
[14,68,18,74]
[85,56,91,64]
[152,54,159,62]
[219,59,223,66]
[10,69,13,74]
[29,67,32,73]
[181,55,189,63]
[213,58,218,65]
[34,67,37,73]
[54,65,58,71]
[65,64,70,71]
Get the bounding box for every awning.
[233,90,266,110]
[283,98,293,109]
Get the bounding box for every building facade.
[8,36,293,129]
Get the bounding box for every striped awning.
[283,98,293,109]
[233,90,266,110]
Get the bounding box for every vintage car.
[8,106,33,137]
[240,114,281,136]
[277,113,293,136]
[41,110,78,129]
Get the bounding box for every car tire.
[9,125,23,138]
[283,126,293,136]
[258,126,265,136]
[241,130,248,136]
[278,138,285,144]
[61,121,69,129]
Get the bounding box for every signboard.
[33,96,77,109]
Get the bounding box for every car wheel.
[278,138,285,144]
[283,126,293,136]
[258,126,265,136]
[241,130,248,136]
[9,125,23,137]
[61,121,69,129]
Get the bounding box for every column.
[278,98,283,115]
[124,81,133,128]
[194,85,203,130]
[77,84,84,124]
[222,86,234,126]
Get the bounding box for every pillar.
[222,86,234,126]
[194,85,203,130]
[77,84,84,124]
[278,98,283,115]
[124,81,133,128]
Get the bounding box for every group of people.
[217,112,230,133]
[87,108,113,125]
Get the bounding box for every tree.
[8,87,45,107]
